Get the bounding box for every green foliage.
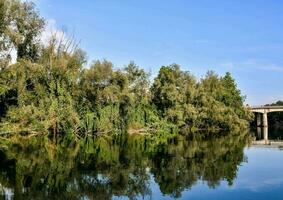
[0,38,83,137]
[151,67,251,132]
[0,0,44,62]
[0,0,252,140]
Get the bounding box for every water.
[150,147,283,200]
[0,130,282,200]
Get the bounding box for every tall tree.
[0,0,44,62]
[151,64,196,126]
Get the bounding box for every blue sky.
[34,0,283,105]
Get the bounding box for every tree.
[124,62,149,102]
[0,0,45,121]
[0,0,44,62]
[151,64,197,127]
[0,37,86,137]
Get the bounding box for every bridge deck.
[249,106,283,109]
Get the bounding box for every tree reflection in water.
[0,131,251,199]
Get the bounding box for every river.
[0,129,282,200]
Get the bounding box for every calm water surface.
[146,147,283,200]
[0,130,283,200]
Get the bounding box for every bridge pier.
[256,127,262,139]
[256,113,262,126]
[263,126,268,142]
[255,112,268,127]
[263,112,268,127]
[255,127,269,145]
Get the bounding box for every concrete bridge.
[252,126,283,147]
[249,106,283,127]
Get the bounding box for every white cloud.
[41,18,66,46]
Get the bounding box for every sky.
[32,0,283,105]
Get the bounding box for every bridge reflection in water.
[253,126,283,146]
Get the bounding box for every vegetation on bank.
[0,0,252,140]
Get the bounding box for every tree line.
[0,0,252,140]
